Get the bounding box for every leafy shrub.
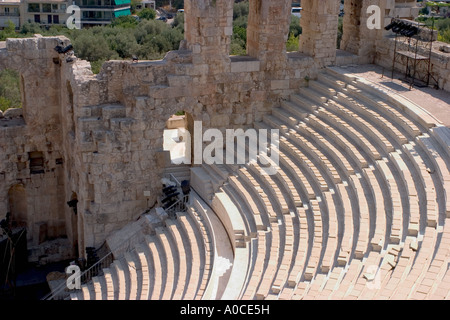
[137,8,156,20]
[286,32,299,52]
[0,69,21,112]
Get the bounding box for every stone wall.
[0,36,74,262]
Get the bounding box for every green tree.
[72,30,119,62]
[111,15,139,28]
[130,0,142,14]
[289,15,302,37]
[0,21,17,41]
[137,8,156,20]
[233,0,249,19]
[109,31,140,58]
[0,69,21,112]
[438,27,450,43]
[20,22,42,35]
[337,16,343,49]
[172,12,184,32]
[286,32,299,52]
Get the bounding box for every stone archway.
[8,184,28,232]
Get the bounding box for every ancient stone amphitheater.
[1,0,449,300]
[68,68,450,301]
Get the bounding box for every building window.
[53,15,59,24]
[61,4,66,11]
[52,4,58,11]
[42,3,51,13]
[5,7,10,14]
[48,15,52,24]
[34,14,41,23]
[28,3,40,13]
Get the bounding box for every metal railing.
[0,12,19,17]
[42,250,114,300]
[166,173,181,187]
[77,4,130,9]
[165,194,189,217]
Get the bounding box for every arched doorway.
[163,111,193,165]
[8,184,28,232]
[67,192,79,257]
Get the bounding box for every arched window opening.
[231,0,250,56]
[29,151,45,174]
[163,111,191,165]
[287,2,303,52]
[8,184,28,231]
[0,69,21,113]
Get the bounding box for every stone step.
[279,100,309,121]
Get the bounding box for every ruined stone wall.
[0,36,74,262]
[64,40,315,251]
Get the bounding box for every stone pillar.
[340,0,391,63]
[184,0,234,72]
[247,0,291,63]
[340,0,363,55]
[299,0,340,67]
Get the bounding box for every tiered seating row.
[71,207,213,300]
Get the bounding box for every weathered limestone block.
[3,108,22,118]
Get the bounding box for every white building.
[0,0,20,29]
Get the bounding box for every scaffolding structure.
[389,17,438,89]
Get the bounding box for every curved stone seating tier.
[147,236,164,300]
[298,118,357,176]
[226,175,266,231]
[255,222,281,300]
[185,203,214,300]
[71,67,449,300]
[166,219,187,300]
[320,191,339,274]
[71,202,214,300]
[297,84,381,164]
[135,245,150,300]
[255,121,317,198]
[327,81,423,140]
[416,134,450,221]
[306,114,369,170]
[261,117,333,191]
[176,212,204,300]
[247,162,290,215]
[271,214,295,294]
[238,167,278,223]
[242,231,267,300]
[364,165,387,252]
